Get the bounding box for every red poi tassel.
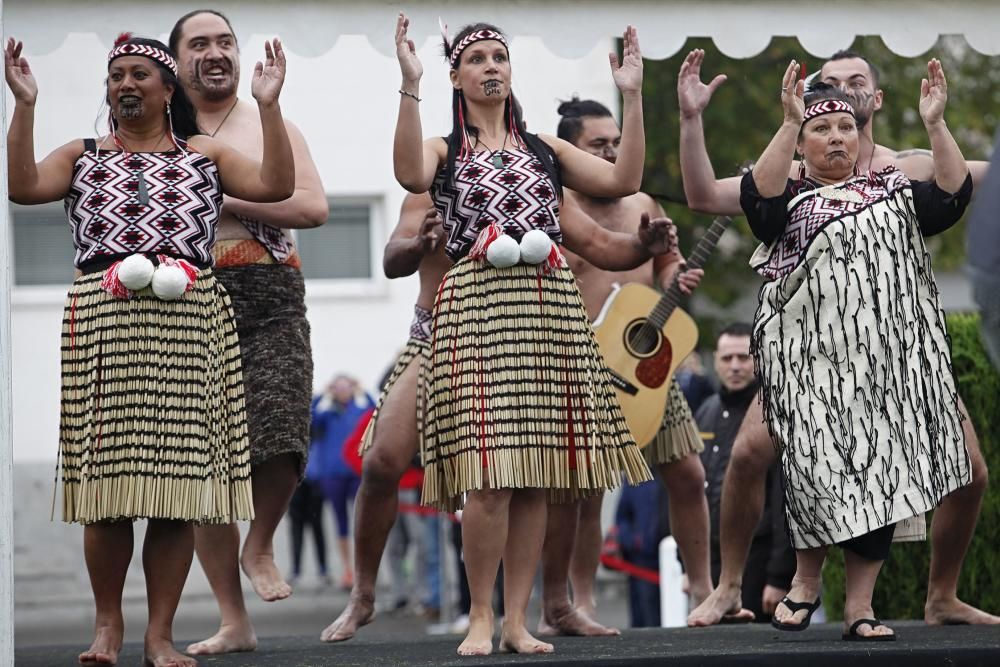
[100,260,132,299]
[469,221,503,260]
[157,255,198,292]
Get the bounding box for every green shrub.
[822,312,1000,619]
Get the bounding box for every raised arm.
[677,49,742,216]
[197,39,294,202]
[383,192,442,278]
[392,14,442,193]
[544,26,645,198]
[561,195,674,271]
[919,59,967,193]
[5,38,78,204]
[221,120,328,228]
[752,60,804,198]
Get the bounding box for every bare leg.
[458,487,512,656]
[79,521,133,666]
[186,523,256,655]
[142,520,197,667]
[925,399,999,624]
[658,453,712,607]
[538,498,619,637]
[771,547,825,628]
[843,550,893,638]
[241,453,299,601]
[688,396,771,626]
[569,494,606,617]
[321,357,421,642]
[499,489,554,654]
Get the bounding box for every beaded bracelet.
[399,89,422,103]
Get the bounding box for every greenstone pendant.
[491,152,504,169]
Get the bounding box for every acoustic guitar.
[593,216,733,447]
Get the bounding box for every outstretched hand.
[251,38,286,105]
[780,59,805,125]
[919,58,948,125]
[610,26,643,95]
[5,38,37,105]
[396,13,423,84]
[637,212,676,256]
[678,49,727,119]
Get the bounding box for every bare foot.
[925,597,1000,625]
[142,636,196,667]
[457,611,494,656]
[185,623,256,655]
[79,625,123,665]
[499,621,554,654]
[240,550,292,602]
[771,575,821,628]
[539,602,619,636]
[321,592,376,642]
[687,584,754,627]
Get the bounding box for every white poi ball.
[485,234,520,268]
[151,264,189,300]
[118,253,155,290]
[519,229,553,264]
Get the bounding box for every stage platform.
[15,621,1000,666]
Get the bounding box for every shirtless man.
[169,10,329,655]
[321,191,452,642]
[677,48,996,628]
[537,98,712,637]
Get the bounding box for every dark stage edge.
[16,621,1000,666]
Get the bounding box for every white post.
[658,536,687,628]
[0,2,16,663]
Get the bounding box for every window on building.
[296,198,375,281]
[11,202,76,286]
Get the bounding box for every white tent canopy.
[7,0,1000,59]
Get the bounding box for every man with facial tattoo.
[677,48,998,628]
[168,9,329,655]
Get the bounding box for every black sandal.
[842,618,896,642]
[771,596,821,631]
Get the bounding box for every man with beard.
[677,48,997,628]
[169,9,329,655]
[535,98,712,637]
[695,323,793,623]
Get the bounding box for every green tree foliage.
[641,36,999,339]
[821,313,999,619]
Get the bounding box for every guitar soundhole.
[624,319,660,357]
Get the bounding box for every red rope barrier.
[397,502,461,523]
[600,554,661,585]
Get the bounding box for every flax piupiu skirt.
[58,269,254,525]
[421,257,651,511]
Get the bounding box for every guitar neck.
[648,216,733,330]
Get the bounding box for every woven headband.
[449,29,508,68]
[108,43,178,76]
[803,99,855,122]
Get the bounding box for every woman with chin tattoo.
[5,31,294,667]
[392,14,673,656]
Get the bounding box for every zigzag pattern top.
[449,29,508,67]
[108,43,178,75]
[431,148,561,262]
[803,99,855,122]
[66,142,222,269]
[752,167,909,280]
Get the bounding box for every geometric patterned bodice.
[431,147,561,262]
[65,140,222,270]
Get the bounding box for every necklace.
[111,132,170,206]
[208,99,239,138]
[477,130,509,169]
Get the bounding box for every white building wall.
[5,3,617,464]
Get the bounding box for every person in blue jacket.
[614,479,670,627]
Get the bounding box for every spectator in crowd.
[613,479,671,627]
[695,323,795,621]
[311,375,375,589]
[675,353,714,413]
[287,464,329,587]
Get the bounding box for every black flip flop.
[842,618,896,641]
[771,596,821,631]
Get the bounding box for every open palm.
[251,38,286,105]
[919,58,948,125]
[395,13,423,83]
[610,26,643,95]
[5,38,37,105]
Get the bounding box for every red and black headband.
[107,32,178,76]
[447,29,508,68]
[803,99,855,123]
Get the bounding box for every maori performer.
[739,60,972,640]
[4,32,293,666]
[539,97,710,637]
[678,49,996,628]
[392,15,675,655]
[168,10,328,656]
